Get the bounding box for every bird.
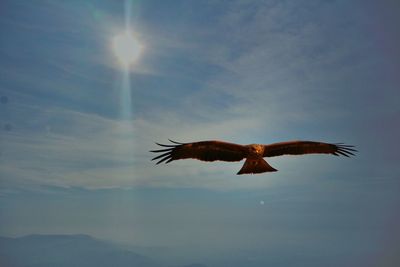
[150,139,357,175]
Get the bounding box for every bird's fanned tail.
[237,158,277,175]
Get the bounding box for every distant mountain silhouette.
[0,234,159,267]
[0,234,208,267]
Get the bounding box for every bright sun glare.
[112,31,141,67]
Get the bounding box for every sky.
[0,0,399,266]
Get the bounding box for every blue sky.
[0,0,399,266]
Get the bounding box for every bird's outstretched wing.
[263,141,357,158]
[150,140,246,164]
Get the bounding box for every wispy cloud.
[0,99,360,192]
[1,0,398,193]
[0,102,277,190]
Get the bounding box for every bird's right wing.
[151,140,246,164]
[263,141,357,158]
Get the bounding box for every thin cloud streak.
[0,103,277,190]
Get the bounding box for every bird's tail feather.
[237,158,277,175]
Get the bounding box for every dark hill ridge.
[0,234,208,267]
[0,234,158,267]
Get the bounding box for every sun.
[112,31,142,67]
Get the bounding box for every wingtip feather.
[168,139,185,144]
[151,140,183,165]
[335,143,357,157]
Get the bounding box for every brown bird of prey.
[150,140,356,175]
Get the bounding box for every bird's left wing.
[151,140,246,164]
[263,141,357,158]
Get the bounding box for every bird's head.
[247,144,264,157]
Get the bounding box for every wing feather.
[150,140,246,164]
[263,141,357,158]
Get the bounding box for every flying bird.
[150,140,357,175]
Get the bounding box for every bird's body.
[151,140,356,175]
